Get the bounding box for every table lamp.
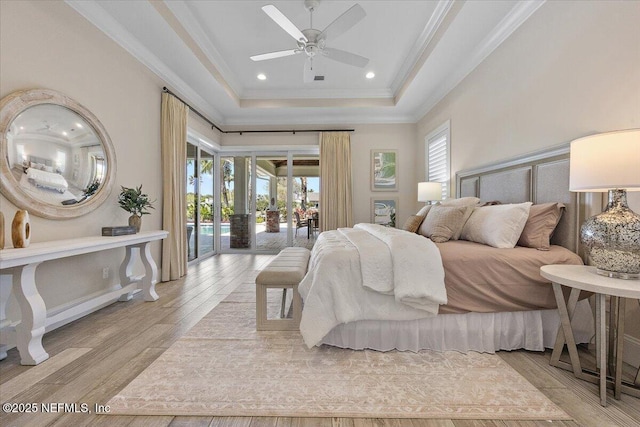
[569,129,640,279]
[418,182,442,204]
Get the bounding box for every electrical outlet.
[102,267,109,279]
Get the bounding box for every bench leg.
[281,288,287,318]
[256,284,301,331]
[292,284,302,326]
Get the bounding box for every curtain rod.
[162,87,354,135]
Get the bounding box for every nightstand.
[541,264,640,406]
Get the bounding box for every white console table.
[0,230,168,365]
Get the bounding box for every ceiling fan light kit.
[251,0,369,82]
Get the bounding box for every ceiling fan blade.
[303,57,315,83]
[250,49,299,61]
[319,4,366,41]
[262,5,308,43]
[321,48,369,68]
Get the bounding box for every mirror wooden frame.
[0,89,117,219]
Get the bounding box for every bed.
[15,154,76,204]
[26,166,68,193]
[298,145,595,353]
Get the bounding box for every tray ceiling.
[66,0,544,126]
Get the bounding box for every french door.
[186,142,215,262]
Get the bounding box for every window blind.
[427,127,450,200]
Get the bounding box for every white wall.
[417,0,640,184]
[0,1,218,327]
[416,0,640,362]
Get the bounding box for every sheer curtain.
[319,131,353,231]
[161,92,189,281]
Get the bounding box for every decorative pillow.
[517,203,565,250]
[44,165,54,173]
[416,204,432,217]
[402,215,426,233]
[419,205,472,243]
[437,197,480,239]
[460,202,533,248]
[440,197,481,207]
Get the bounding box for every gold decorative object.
[11,209,31,248]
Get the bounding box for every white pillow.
[44,165,54,173]
[460,202,533,248]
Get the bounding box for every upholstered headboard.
[28,155,53,167]
[456,144,581,253]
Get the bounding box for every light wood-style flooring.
[1,254,639,427]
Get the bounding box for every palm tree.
[221,160,233,208]
[300,177,308,210]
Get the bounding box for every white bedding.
[321,299,594,353]
[19,173,77,204]
[298,223,447,348]
[26,167,68,193]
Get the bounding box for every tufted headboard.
[456,144,582,254]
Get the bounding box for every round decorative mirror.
[0,89,116,219]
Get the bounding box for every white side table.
[541,265,640,406]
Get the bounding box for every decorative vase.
[11,210,31,248]
[581,189,640,279]
[0,211,4,250]
[129,214,142,233]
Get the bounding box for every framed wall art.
[371,149,397,191]
[371,197,397,228]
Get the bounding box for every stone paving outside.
[192,223,316,257]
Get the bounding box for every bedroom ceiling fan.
[250,0,369,83]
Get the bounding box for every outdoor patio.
[189,223,319,253]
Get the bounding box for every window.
[425,120,450,200]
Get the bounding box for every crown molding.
[390,0,454,96]
[241,87,394,100]
[65,0,226,124]
[412,0,545,122]
[239,97,394,109]
[223,112,416,127]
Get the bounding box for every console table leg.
[139,242,159,301]
[12,264,49,365]
[118,246,138,301]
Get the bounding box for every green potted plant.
[118,185,155,232]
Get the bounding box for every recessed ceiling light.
[62,131,68,136]
[257,73,267,80]
[75,123,83,128]
[365,71,375,79]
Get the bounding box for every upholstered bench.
[255,247,310,331]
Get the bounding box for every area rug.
[107,282,570,420]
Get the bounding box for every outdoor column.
[230,157,250,248]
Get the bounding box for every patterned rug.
[107,282,570,420]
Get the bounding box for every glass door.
[255,155,288,251]
[220,155,252,251]
[198,150,215,258]
[186,143,216,262]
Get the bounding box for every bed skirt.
[320,299,594,353]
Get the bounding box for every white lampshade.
[569,129,640,192]
[418,182,442,202]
